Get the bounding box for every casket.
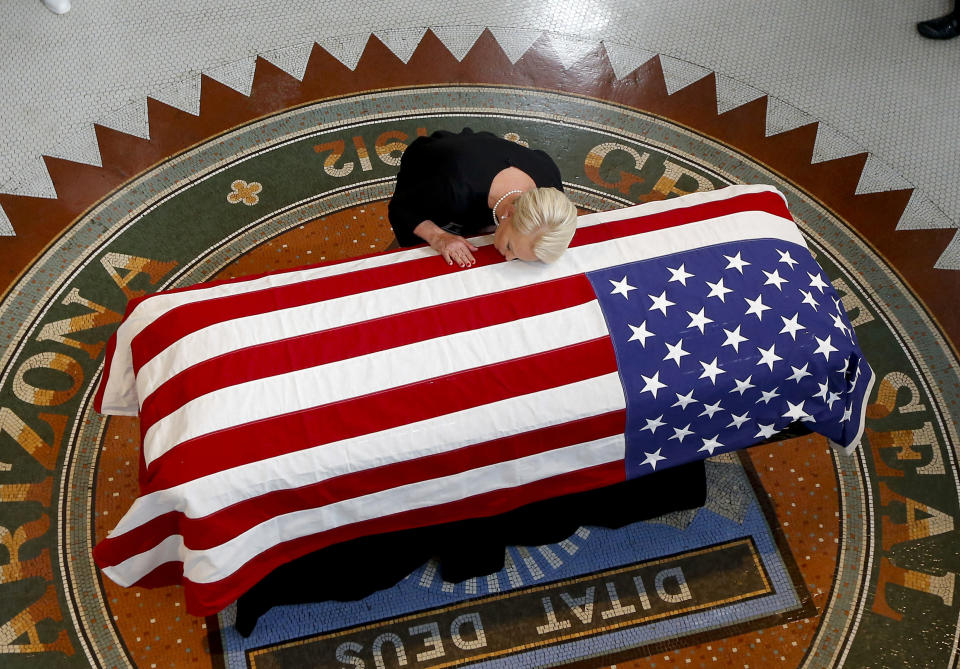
[93,184,873,617]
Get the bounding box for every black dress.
[388,128,564,246]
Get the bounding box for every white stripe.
[108,373,626,537]
[99,184,792,413]
[141,300,609,466]
[102,433,626,587]
[135,209,804,408]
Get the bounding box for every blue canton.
[586,239,873,480]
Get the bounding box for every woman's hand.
[433,231,479,267]
[413,220,478,267]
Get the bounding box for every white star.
[672,390,698,410]
[667,263,695,286]
[783,400,813,422]
[762,269,789,291]
[640,414,667,434]
[841,406,853,422]
[777,249,799,269]
[830,312,850,336]
[699,400,724,419]
[722,325,749,353]
[827,391,841,409]
[663,338,690,367]
[730,375,756,396]
[686,308,714,334]
[727,412,751,429]
[799,289,820,311]
[756,387,781,405]
[610,276,637,299]
[669,424,694,443]
[848,365,862,393]
[814,335,838,360]
[724,252,751,273]
[640,448,668,470]
[754,423,779,439]
[699,357,726,384]
[744,294,771,320]
[698,435,724,455]
[706,278,733,302]
[813,381,830,402]
[808,272,829,293]
[787,363,812,383]
[779,313,806,340]
[648,290,676,316]
[640,371,667,398]
[627,321,655,347]
[756,343,783,371]
[835,357,851,376]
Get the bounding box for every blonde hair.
[511,187,578,263]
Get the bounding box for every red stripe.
[122,460,626,616]
[93,330,120,413]
[129,190,789,373]
[93,410,626,567]
[567,190,791,250]
[138,275,598,434]
[125,560,184,590]
[139,336,618,492]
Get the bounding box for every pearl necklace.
[492,189,523,227]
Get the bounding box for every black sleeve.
[532,149,563,191]
[389,171,461,247]
[388,176,433,247]
[388,141,457,247]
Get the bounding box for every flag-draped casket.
[93,184,874,615]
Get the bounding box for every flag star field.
[586,239,872,480]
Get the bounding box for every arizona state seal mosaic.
[0,32,958,669]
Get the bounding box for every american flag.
[93,185,873,615]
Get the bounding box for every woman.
[388,128,578,267]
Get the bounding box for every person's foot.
[43,0,71,14]
[917,12,960,39]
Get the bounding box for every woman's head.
[494,187,577,263]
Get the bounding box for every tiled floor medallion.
[0,43,957,669]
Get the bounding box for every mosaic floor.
[1,29,959,669]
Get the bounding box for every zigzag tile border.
[1,28,958,344]
[1,26,956,270]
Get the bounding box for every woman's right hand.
[413,220,479,267]
[433,231,479,267]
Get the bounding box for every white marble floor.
[2,0,958,266]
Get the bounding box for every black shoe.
[917,13,960,39]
